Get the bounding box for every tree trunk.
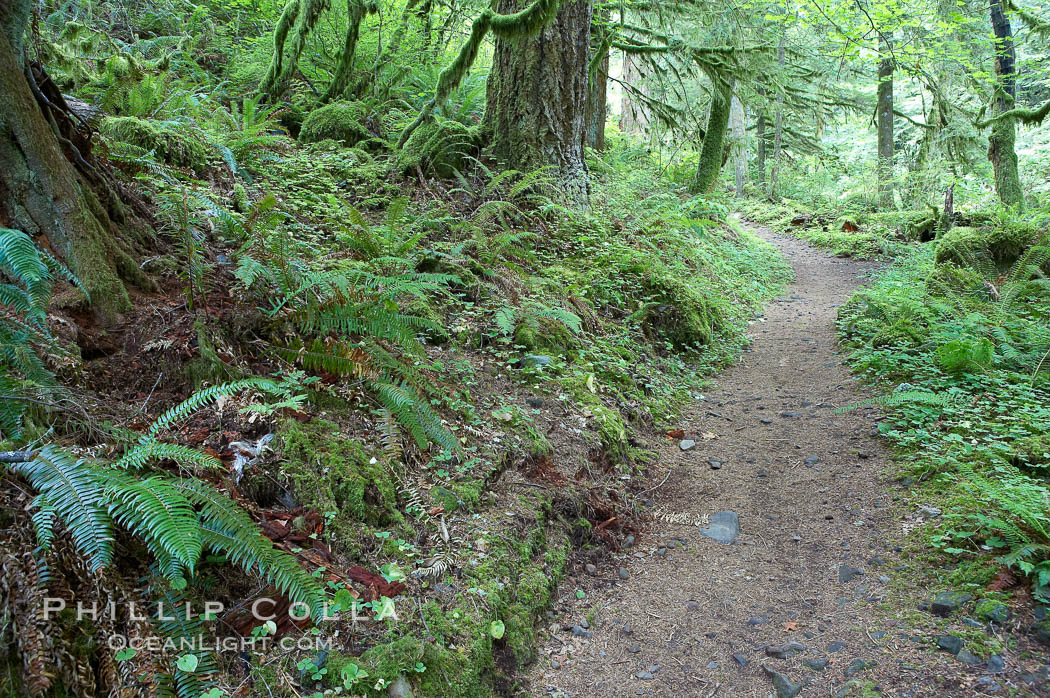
[584,11,609,151]
[690,79,733,194]
[620,52,651,136]
[756,111,766,186]
[767,29,786,198]
[321,0,368,102]
[0,8,143,319]
[988,0,1024,210]
[486,0,592,203]
[729,94,747,197]
[877,36,894,209]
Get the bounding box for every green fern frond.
[146,378,278,441]
[104,474,202,576]
[9,446,114,571]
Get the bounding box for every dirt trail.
[520,225,933,697]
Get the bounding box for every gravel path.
[518,226,1022,697]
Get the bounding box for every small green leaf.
[489,620,505,639]
[176,653,199,673]
[115,648,137,661]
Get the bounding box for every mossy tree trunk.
[876,36,894,209]
[767,29,786,198]
[0,2,142,318]
[690,78,733,194]
[988,0,1024,211]
[486,0,592,204]
[620,51,650,136]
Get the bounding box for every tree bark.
[620,51,651,137]
[0,6,143,318]
[988,0,1024,210]
[729,94,747,197]
[690,78,733,194]
[877,36,894,209]
[584,10,609,151]
[486,0,592,204]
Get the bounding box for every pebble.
[571,625,591,639]
[760,418,773,424]
[680,439,696,451]
[838,564,863,583]
[551,660,561,670]
[931,591,971,617]
[733,653,748,667]
[803,657,829,671]
[957,649,982,666]
[706,661,718,669]
[618,567,631,580]
[765,641,806,659]
[623,535,635,547]
[844,658,875,676]
[628,645,641,654]
[878,575,890,584]
[827,641,846,653]
[762,665,802,698]
[635,670,653,680]
[686,601,700,612]
[708,458,722,469]
[585,563,597,576]
[700,510,740,544]
[936,635,963,655]
[987,655,1006,673]
[804,454,820,466]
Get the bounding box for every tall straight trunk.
[988,0,1024,210]
[0,4,142,318]
[486,0,592,203]
[756,111,767,186]
[877,36,894,209]
[729,94,747,197]
[584,12,609,151]
[690,78,734,194]
[620,52,650,136]
[767,30,786,198]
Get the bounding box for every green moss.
[299,100,375,146]
[975,598,1011,624]
[99,116,209,172]
[397,117,478,177]
[276,418,401,542]
[1011,433,1050,468]
[947,557,1000,589]
[934,224,1035,271]
[631,273,724,350]
[592,403,629,466]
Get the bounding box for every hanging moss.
[396,117,477,176]
[299,100,374,145]
[99,116,209,172]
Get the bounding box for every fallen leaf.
[666,429,685,439]
[782,621,799,631]
[701,431,717,440]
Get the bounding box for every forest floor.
[518,225,1049,698]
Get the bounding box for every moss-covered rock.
[631,273,724,350]
[934,224,1035,271]
[275,418,400,541]
[299,100,375,146]
[397,117,478,177]
[100,116,209,171]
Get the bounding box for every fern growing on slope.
[235,221,460,453]
[0,228,85,439]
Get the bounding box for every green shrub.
[934,224,1035,270]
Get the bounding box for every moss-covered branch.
[258,0,330,101]
[975,97,1050,128]
[321,0,374,103]
[1004,0,1050,38]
